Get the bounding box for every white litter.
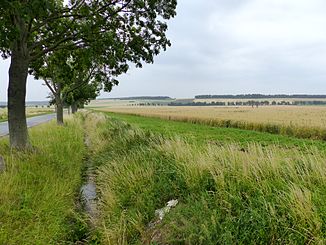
[155,199,178,220]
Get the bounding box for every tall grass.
[82,111,108,154]
[92,117,326,244]
[0,117,86,244]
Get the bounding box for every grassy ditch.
[0,117,86,244]
[87,114,326,244]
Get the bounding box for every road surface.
[0,114,56,137]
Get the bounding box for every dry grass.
[0,107,54,121]
[82,111,108,153]
[25,107,54,116]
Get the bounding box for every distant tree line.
[168,100,326,107]
[169,101,226,106]
[131,103,166,106]
[195,94,326,99]
[108,96,172,100]
[292,101,326,105]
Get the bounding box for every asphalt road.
[0,113,56,137]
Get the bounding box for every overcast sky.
[1,0,326,101]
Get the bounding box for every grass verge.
[87,114,326,244]
[0,117,86,244]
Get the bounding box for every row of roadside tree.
[0,0,177,149]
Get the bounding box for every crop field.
[93,105,326,141]
[0,107,54,122]
[94,105,326,128]
[194,98,326,103]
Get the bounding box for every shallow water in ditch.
[81,182,97,213]
[80,135,98,226]
[80,167,98,225]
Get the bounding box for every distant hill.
[98,96,173,100]
[26,101,50,106]
[195,94,326,99]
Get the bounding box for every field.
[2,110,326,244]
[0,107,54,122]
[194,98,326,103]
[91,105,326,141]
[92,105,326,128]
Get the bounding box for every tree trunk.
[55,84,64,125]
[8,46,30,149]
[71,102,78,114]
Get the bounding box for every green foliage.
[35,47,103,111]
[1,0,177,78]
[64,82,100,108]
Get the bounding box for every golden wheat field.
[194,98,326,103]
[96,105,326,129]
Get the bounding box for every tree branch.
[30,34,81,61]
[63,65,97,97]
[44,79,57,96]
[30,0,87,33]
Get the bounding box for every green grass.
[102,112,326,150]
[2,111,326,244]
[88,116,326,244]
[0,117,86,244]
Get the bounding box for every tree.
[36,46,121,124]
[36,48,99,124]
[64,82,100,114]
[40,52,104,124]
[37,48,72,125]
[0,0,177,149]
